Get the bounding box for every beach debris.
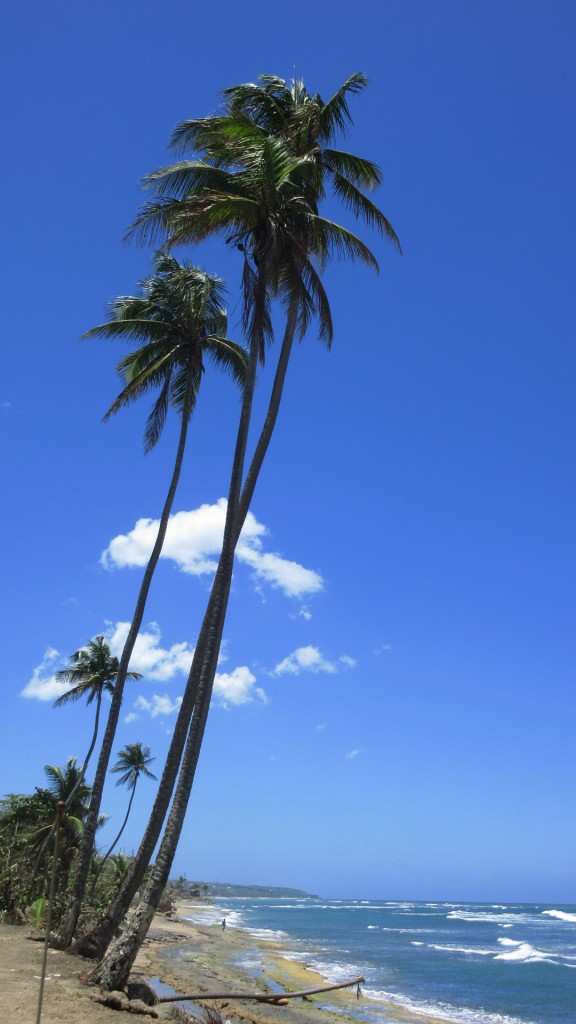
[155,974,366,1007]
[92,990,159,1017]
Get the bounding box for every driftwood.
[156,975,365,1006]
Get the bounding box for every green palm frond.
[317,72,370,140]
[322,148,383,189]
[87,253,247,452]
[130,72,398,356]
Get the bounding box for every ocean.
[182,898,576,1024]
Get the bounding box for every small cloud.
[273,645,337,676]
[1,401,12,410]
[124,711,139,724]
[373,644,392,655]
[294,606,312,621]
[315,722,327,732]
[21,648,69,702]
[339,655,356,669]
[213,666,266,707]
[134,693,182,718]
[345,748,365,760]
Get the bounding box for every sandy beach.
[0,902,441,1024]
[0,907,364,1024]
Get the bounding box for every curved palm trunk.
[89,300,298,992]
[78,300,296,963]
[53,364,196,950]
[88,783,137,899]
[77,269,268,962]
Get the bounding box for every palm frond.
[318,72,369,140]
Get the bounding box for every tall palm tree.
[54,257,246,949]
[89,73,398,989]
[90,743,156,895]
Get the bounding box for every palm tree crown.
[54,635,139,708]
[85,253,247,452]
[111,743,156,791]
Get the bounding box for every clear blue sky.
[1,1,575,903]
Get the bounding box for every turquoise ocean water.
[182,898,576,1024]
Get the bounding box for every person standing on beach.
[221,918,226,931]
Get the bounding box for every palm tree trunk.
[78,265,268,963]
[53,362,196,950]
[89,299,298,992]
[88,783,137,899]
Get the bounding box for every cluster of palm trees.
[19,72,398,988]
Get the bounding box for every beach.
[0,903,406,1024]
[4,898,572,1024]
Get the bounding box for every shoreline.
[0,903,451,1024]
[141,902,452,1024]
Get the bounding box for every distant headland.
[174,878,319,899]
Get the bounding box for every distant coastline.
[202,881,319,899]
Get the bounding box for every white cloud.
[20,647,70,702]
[339,655,357,669]
[135,693,183,718]
[131,665,266,719]
[107,622,194,681]
[297,607,313,621]
[273,645,337,676]
[124,711,139,724]
[345,748,365,760]
[102,500,323,599]
[213,666,266,707]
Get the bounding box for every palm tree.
[90,743,156,895]
[54,636,132,786]
[54,258,246,949]
[89,72,398,989]
[35,638,138,880]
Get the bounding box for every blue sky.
[2,1,575,903]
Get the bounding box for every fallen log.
[156,975,365,1006]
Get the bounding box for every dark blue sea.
[182,898,576,1024]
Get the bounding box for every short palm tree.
[38,639,140,883]
[54,258,246,949]
[90,743,156,895]
[90,73,398,989]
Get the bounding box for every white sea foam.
[494,940,556,964]
[245,927,290,942]
[447,910,536,927]
[428,944,496,957]
[542,909,576,923]
[363,985,537,1024]
[181,903,244,929]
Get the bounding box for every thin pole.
[35,801,64,1024]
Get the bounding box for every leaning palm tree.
[89,743,156,895]
[80,131,342,964]
[89,73,398,989]
[53,258,246,949]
